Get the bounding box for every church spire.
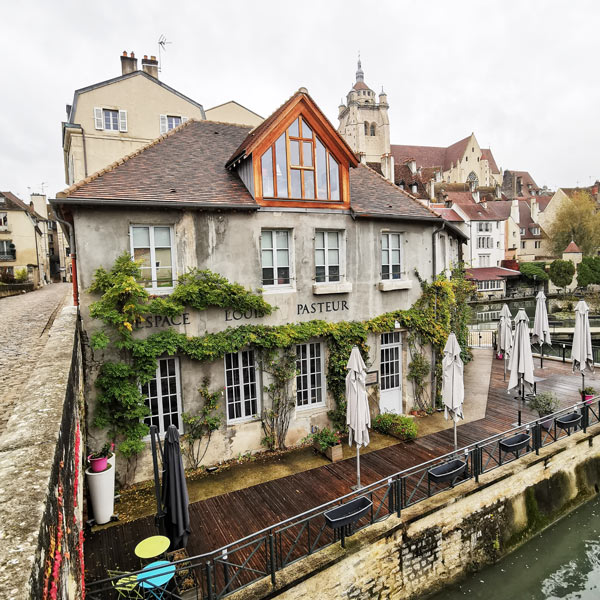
[356,52,364,83]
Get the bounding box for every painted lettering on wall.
[135,313,191,329]
[225,309,267,322]
[297,300,349,316]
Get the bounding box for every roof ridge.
[57,119,198,198]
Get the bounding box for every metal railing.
[468,330,496,348]
[86,397,600,600]
[531,340,600,366]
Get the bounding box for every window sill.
[227,416,261,426]
[312,282,352,295]
[378,279,413,292]
[296,402,327,412]
[262,285,296,295]
[145,287,174,296]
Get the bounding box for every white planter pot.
[86,464,115,525]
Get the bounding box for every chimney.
[429,179,435,201]
[120,50,138,75]
[142,55,159,79]
[510,198,519,225]
[512,172,517,199]
[495,184,501,199]
[516,176,523,195]
[408,159,416,174]
[530,198,539,222]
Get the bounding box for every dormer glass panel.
[260,116,341,201]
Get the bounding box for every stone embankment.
[0,284,84,599]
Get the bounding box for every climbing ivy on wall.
[89,254,475,457]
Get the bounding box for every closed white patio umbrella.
[532,291,552,368]
[442,333,464,451]
[572,300,594,399]
[346,346,370,490]
[497,304,513,380]
[508,308,535,425]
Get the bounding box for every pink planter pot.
[88,455,109,473]
[585,394,594,405]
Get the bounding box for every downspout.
[54,215,78,306]
[81,129,89,177]
[431,221,446,410]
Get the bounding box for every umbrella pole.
[518,374,523,427]
[453,419,457,452]
[582,372,585,402]
[503,353,506,381]
[150,426,165,523]
[356,445,361,490]
[540,343,544,369]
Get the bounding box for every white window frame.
[141,357,183,437]
[381,232,403,280]
[94,107,127,132]
[476,280,502,291]
[315,230,344,283]
[477,236,493,249]
[224,349,259,424]
[160,114,188,134]
[479,254,491,267]
[260,229,293,288]
[296,342,325,409]
[129,224,176,293]
[534,240,541,249]
[477,222,492,233]
[520,228,526,236]
[532,227,540,236]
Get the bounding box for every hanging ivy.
[89,254,475,457]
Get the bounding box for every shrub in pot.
[304,427,342,462]
[88,441,113,473]
[579,386,596,403]
[373,412,418,441]
[527,391,559,429]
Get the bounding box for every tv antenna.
[157,35,172,72]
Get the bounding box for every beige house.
[62,52,206,185]
[0,191,45,284]
[205,101,263,127]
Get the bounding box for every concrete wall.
[65,73,205,184]
[73,205,438,482]
[0,306,84,599]
[205,101,264,127]
[229,422,600,600]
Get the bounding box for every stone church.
[337,61,503,197]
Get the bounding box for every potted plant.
[305,427,343,462]
[88,442,112,473]
[580,386,596,404]
[527,391,559,429]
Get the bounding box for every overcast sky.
[2,0,599,201]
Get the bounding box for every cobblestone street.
[0,283,71,436]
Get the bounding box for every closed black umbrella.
[162,425,190,550]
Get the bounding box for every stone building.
[53,89,466,481]
[0,191,45,284]
[205,100,264,128]
[62,51,206,186]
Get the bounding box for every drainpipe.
[431,221,446,410]
[54,216,78,306]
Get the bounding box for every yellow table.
[134,535,170,559]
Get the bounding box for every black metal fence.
[532,340,600,366]
[86,398,600,600]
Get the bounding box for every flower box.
[314,442,343,462]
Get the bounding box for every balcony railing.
[86,397,600,600]
[0,252,16,261]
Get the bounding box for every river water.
[429,494,600,599]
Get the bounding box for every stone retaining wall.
[230,425,600,600]
[0,306,84,600]
[0,282,35,298]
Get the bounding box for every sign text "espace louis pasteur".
[224,300,350,322]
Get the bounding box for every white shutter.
[118,110,127,132]
[94,107,103,130]
[159,114,168,134]
[182,116,188,123]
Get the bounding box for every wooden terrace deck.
[84,357,598,582]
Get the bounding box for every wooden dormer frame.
[248,93,358,209]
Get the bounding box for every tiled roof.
[443,136,471,172]
[353,81,371,91]
[457,201,511,221]
[58,120,257,207]
[350,164,440,220]
[466,267,521,281]
[433,208,464,222]
[480,149,500,174]
[564,241,582,253]
[562,187,595,199]
[536,195,552,211]
[391,144,445,171]
[0,191,45,220]
[445,191,477,205]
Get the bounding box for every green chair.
[106,570,143,599]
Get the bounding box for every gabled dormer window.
[260,117,340,201]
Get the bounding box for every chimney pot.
[120,50,138,75]
[144,55,148,59]
[122,50,127,56]
[150,55,156,60]
[130,51,135,58]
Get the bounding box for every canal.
[429,494,600,599]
